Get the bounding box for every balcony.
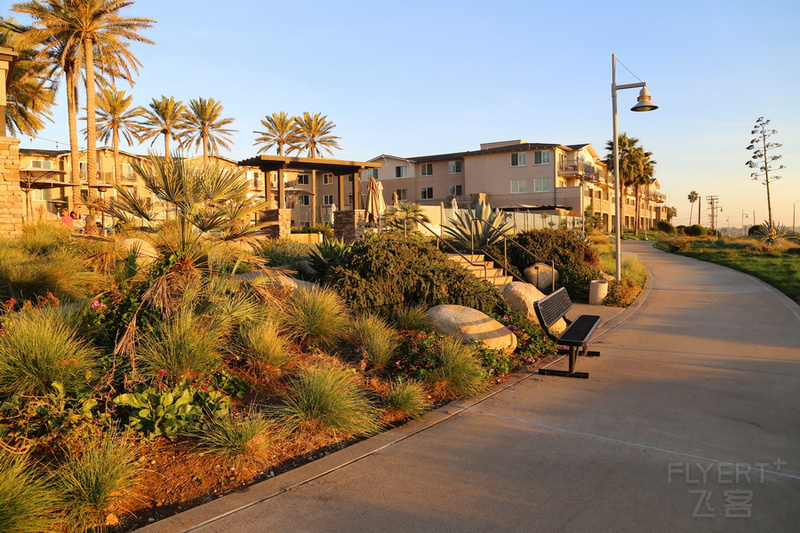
[558,159,604,181]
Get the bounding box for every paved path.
[140,242,800,532]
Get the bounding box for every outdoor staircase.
[447,253,513,291]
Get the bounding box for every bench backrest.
[533,287,572,330]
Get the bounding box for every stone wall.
[334,209,366,242]
[0,136,23,237]
[259,208,292,239]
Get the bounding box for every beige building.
[364,140,667,232]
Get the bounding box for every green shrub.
[193,409,277,465]
[285,287,349,349]
[508,230,602,301]
[0,453,60,532]
[298,238,352,282]
[343,314,400,370]
[136,311,224,379]
[656,220,676,234]
[391,304,432,332]
[328,232,504,315]
[52,436,138,532]
[292,224,334,239]
[787,247,800,256]
[496,312,558,364]
[685,224,708,236]
[113,380,231,441]
[621,255,648,288]
[273,365,380,438]
[0,307,99,397]
[429,337,487,398]
[604,278,641,307]
[254,239,312,269]
[382,381,430,419]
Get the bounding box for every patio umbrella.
[365,176,386,225]
[451,196,459,211]
[392,191,399,208]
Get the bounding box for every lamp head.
[631,87,658,112]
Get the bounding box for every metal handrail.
[413,220,489,280]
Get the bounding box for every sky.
[6,0,800,228]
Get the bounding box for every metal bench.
[533,287,601,379]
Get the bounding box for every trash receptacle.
[589,280,608,305]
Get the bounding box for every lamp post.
[612,53,658,280]
[793,200,800,234]
[741,211,748,236]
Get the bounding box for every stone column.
[334,209,366,242]
[0,136,24,237]
[259,208,291,239]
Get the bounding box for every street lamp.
[793,200,800,234]
[612,53,658,280]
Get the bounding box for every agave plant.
[443,199,514,250]
[751,220,799,244]
[298,237,352,281]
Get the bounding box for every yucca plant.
[429,337,487,398]
[344,314,400,369]
[383,380,430,419]
[135,311,223,379]
[0,307,99,397]
[443,199,514,250]
[193,409,278,465]
[285,287,348,349]
[274,365,380,438]
[0,452,61,533]
[52,437,138,533]
[233,318,292,376]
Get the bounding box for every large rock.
[117,238,159,267]
[524,263,560,292]
[427,304,517,353]
[502,281,566,334]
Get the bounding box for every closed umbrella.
[365,176,386,225]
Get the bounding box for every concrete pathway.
[139,242,800,532]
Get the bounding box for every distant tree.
[253,111,300,156]
[294,112,341,158]
[604,133,656,234]
[182,97,236,164]
[137,95,186,155]
[93,87,142,181]
[746,117,785,231]
[687,191,699,225]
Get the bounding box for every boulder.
[501,281,567,334]
[427,304,517,353]
[524,262,560,292]
[117,238,159,267]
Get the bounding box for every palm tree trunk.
[164,133,169,157]
[66,68,81,211]
[84,37,98,201]
[113,128,120,182]
[634,184,640,235]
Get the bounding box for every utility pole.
[706,195,720,231]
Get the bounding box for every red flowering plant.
[495,311,558,367]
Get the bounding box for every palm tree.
[181,97,236,164]
[0,18,56,136]
[294,112,341,158]
[12,0,154,203]
[687,191,699,225]
[94,86,142,181]
[137,95,187,156]
[604,133,656,234]
[253,111,300,156]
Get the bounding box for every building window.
[299,220,311,227]
[30,159,53,169]
[364,168,378,179]
[534,150,551,165]
[122,164,134,179]
[420,187,434,200]
[511,152,526,167]
[420,163,433,176]
[448,160,462,174]
[448,185,463,197]
[395,165,407,178]
[297,174,310,185]
[347,174,353,182]
[533,178,550,192]
[396,189,408,201]
[511,179,527,193]
[323,194,334,206]
[298,195,310,206]
[323,173,333,185]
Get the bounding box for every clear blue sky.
[9,0,800,228]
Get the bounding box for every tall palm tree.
[0,17,56,136]
[294,112,341,158]
[94,86,141,181]
[687,190,699,225]
[253,111,299,156]
[181,97,236,164]
[137,95,186,155]
[604,133,656,234]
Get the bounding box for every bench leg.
[538,346,589,379]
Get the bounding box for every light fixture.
[611,54,658,281]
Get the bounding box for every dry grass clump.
[0,452,60,533]
[193,409,279,466]
[429,337,487,398]
[285,287,349,349]
[343,314,400,370]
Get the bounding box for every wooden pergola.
[237,155,381,212]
